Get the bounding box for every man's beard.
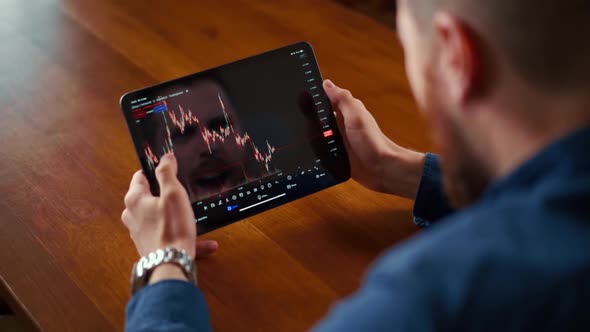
[423,73,490,208]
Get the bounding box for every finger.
[332,109,351,150]
[195,240,219,259]
[155,153,181,193]
[323,80,353,150]
[125,171,151,206]
[129,170,150,192]
[323,79,366,130]
[121,209,129,226]
[121,209,136,235]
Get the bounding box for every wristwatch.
[130,247,197,295]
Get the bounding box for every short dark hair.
[404,0,590,93]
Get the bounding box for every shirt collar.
[482,125,590,200]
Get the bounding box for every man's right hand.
[323,80,426,199]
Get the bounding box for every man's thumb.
[323,80,365,130]
[323,79,344,103]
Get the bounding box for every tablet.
[120,42,350,234]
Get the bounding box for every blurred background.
[337,0,397,28]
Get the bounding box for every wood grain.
[0,0,431,331]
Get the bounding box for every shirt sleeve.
[412,153,454,227]
[125,280,213,332]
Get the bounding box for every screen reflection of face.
[170,80,249,201]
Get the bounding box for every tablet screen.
[120,42,350,234]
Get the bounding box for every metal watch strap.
[130,247,197,295]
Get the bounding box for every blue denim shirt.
[126,126,590,331]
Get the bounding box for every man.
[122,0,590,330]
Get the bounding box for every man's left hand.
[121,153,218,260]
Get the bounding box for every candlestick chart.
[141,94,277,175]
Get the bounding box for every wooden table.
[0,0,431,331]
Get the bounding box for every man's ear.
[433,12,480,105]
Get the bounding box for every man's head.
[396,0,590,207]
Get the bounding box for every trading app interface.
[122,43,349,233]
